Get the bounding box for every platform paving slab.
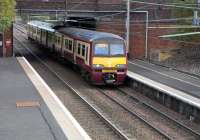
[0,57,55,140]
[128,60,200,98]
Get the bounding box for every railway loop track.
[14,24,200,140]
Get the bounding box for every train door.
[34,27,37,41]
[74,41,79,64]
[29,25,33,39]
[76,41,90,66]
[30,25,33,39]
[42,30,47,46]
[37,28,41,43]
[85,44,90,66]
[47,32,52,48]
[62,35,72,57]
[55,33,62,53]
[36,28,38,41]
[61,35,65,57]
[81,43,90,66]
[0,33,3,57]
[27,25,30,37]
[73,40,78,64]
[40,29,43,44]
[62,37,67,57]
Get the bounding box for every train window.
[28,26,31,34]
[33,28,36,34]
[82,45,85,57]
[31,27,33,35]
[33,28,36,37]
[41,31,44,39]
[43,31,46,38]
[85,47,88,61]
[33,28,35,35]
[37,29,40,35]
[69,40,73,51]
[48,33,52,41]
[78,43,81,55]
[28,26,30,33]
[110,44,125,56]
[94,44,109,56]
[57,37,61,45]
[64,39,68,49]
[37,29,41,39]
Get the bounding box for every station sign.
[192,18,200,26]
[193,10,200,26]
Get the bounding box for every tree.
[169,0,200,41]
[170,0,195,20]
[0,0,16,32]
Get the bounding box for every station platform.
[128,59,200,109]
[0,57,91,140]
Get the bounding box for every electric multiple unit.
[27,21,127,85]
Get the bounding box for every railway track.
[118,87,200,135]
[14,24,200,140]
[98,87,200,140]
[14,27,131,140]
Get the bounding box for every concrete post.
[65,0,68,20]
[126,0,130,54]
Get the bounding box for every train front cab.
[91,39,127,85]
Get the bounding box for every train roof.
[57,27,124,42]
[28,21,55,32]
[28,21,124,42]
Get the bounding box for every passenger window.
[38,30,40,36]
[48,33,51,41]
[85,47,88,61]
[78,43,81,55]
[69,40,72,51]
[65,39,68,49]
[57,37,60,45]
[82,45,85,57]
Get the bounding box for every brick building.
[16,0,186,60]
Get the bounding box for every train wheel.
[80,69,86,78]
[80,69,91,83]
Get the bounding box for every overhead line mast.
[126,0,130,54]
[65,0,68,21]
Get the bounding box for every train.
[27,21,127,85]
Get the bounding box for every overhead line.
[160,32,200,38]
[129,0,200,10]
[69,0,89,10]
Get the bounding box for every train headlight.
[93,64,104,69]
[116,64,126,69]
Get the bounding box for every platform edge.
[17,57,92,140]
[127,71,200,110]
